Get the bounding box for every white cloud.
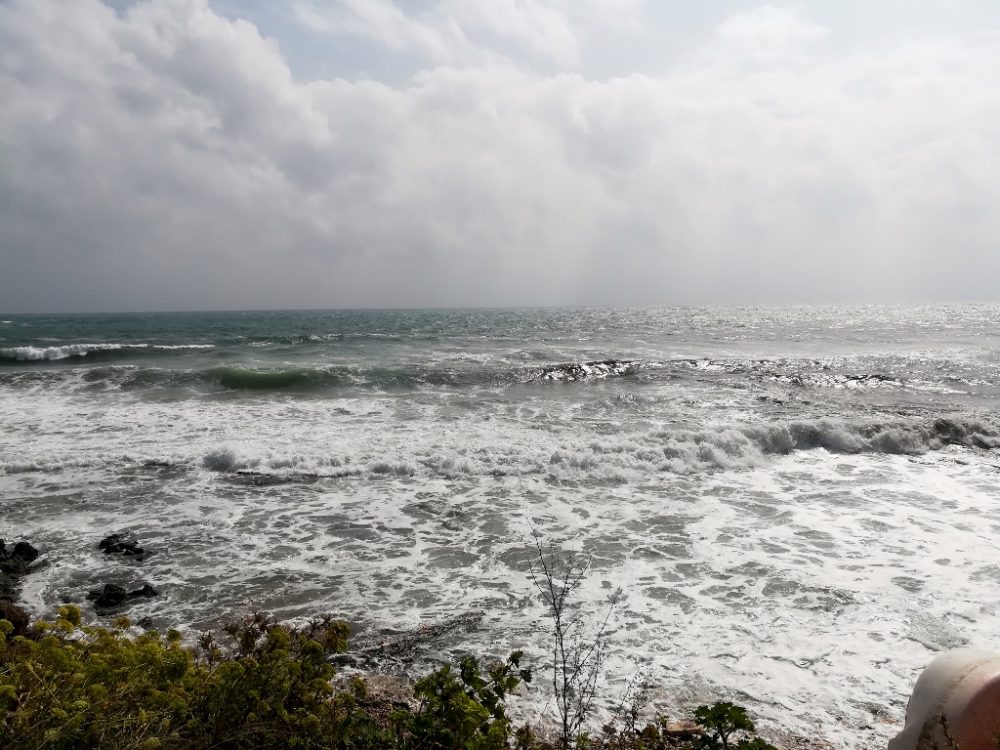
[293,0,646,70]
[710,5,829,67]
[1,0,999,312]
[294,0,485,67]
[438,0,582,67]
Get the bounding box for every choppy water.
[3,305,1000,748]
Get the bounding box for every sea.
[2,304,1000,748]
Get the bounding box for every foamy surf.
[2,304,1000,749]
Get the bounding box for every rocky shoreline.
[0,538,41,635]
[0,536,841,749]
[1,532,162,626]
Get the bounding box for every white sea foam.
[202,447,256,473]
[0,342,214,361]
[0,457,97,474]
[540,359,637,381]
[1,343,137,360]
[4,439,997,750]
[4,305,1000,750]
[152,344,215,351]
[6,408,992,484]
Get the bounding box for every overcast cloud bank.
[1,0,999,312]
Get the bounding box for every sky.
[1,0,1000,312]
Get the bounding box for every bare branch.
[528,538,621,749]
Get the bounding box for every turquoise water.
[3,304,1000,748]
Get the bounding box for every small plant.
[404,651,531,749]
[692,702,777,750]
[528,538,622,749]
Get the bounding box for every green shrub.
[404,651,531,750]
[2,606,193,749]
[0,607,355,749]
[0,608,530,750]
[0,608,779,750]
[692,702,777,750]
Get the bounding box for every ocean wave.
[1,351,994,398]
[664,356,989,395]
[246,332,436,347]
[199,359,641,391]
[1,343,136,361]
[672,357,895,383]
[0,455,108,474]
[5,414,994,480]
[0,363,466,393]
[655,417,1000,473]
[0,342,214,362]
[204,365,451,391]
[532,416,1000,477]
[184,416,1000,485]
[209,366,321,391]
[202,447,256,472]
[539,359,638,381]
[153,344,216,351]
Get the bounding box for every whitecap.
[0,343,138,361]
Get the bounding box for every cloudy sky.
[2,0,999,312]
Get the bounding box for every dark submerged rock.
[1,538,41,603]
[131,583,158,599]
[87,582,159,611]
[88,584,129,608]
[12,541,39,564]
[98,532,148,558]
[1,539,40,576]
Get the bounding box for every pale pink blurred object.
[889,649,1000,750]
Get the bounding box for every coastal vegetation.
[0,604,780,750]
[0,535,784,749]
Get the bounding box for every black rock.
[98,533,147,558]
[88,584,129,608]
[1,539,40,577]
[1,539,41,618]
[130,584,158,599]
[0,577,17,601]
[12,541,39,563]
[87,582,159,610]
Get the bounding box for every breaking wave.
[1,351,994,398]
[183,416,1000,484]
[0,358,645,393]
[552,417,1000,478]
[651,417,1000,473]
[539,359,638,381]
[0,342,213,362]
